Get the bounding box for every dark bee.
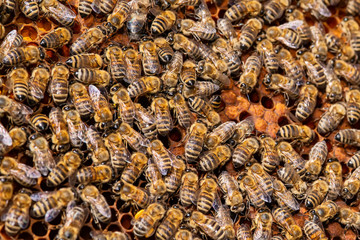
[20,0,40,20]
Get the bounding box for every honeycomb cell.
[80,226,92,239]
[261,96,274,109]
[169,127,182,142]
[32,221,48,237]
[37,18,52,32]
[120,213,133,230]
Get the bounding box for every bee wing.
[195,0,212,19]
[45,207,62,222]
[28,81,45,100]
[89,195,111,219]
[30,191,53,201]
[276,36,301,49]
[48,2,76,20]
[314,2,331,18]
[250,172,273,202]
[0,30,18,57]
[0,123,12,146]
[91,0,101,14]
[17,214,30,229]
[279,20,304,30]
[188,22,217,34]
[274,189,300,211]
[326,170,342,197]
[151,151,169,176]
[304,60,325,80]
[17,163,41,178]
[14,101,33,115]
[253,222,271,240]
[88,84,101,105]
[49,107,62,135]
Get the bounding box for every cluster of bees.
[1,0,360,239]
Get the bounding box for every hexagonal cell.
[45,50,59,63]
[120,213,133,230]
[169,128,182,142]
[261,96,274,109]
[32,221,48,237]
[37,18,52,32]
[20,26,38,41]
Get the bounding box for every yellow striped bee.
[196,56,229,86]
[89,85,113,129]
[272,178,300,212]
[317,102,346,136]
[277,124,315,144]
[156,206,183,240]
[85,126,109,164]
[185,121,207,163]
[310,24,328,61]
[188,211,226,240]
[296,50,326,89]
[151,10,176,35]
[324,63,343,103]
[66,53,103,69]
[263,0,291,24]
[28,65,51,106]
[211,38,241,76]
[154,37,174,63]
[299,0,331,21]
[139,39,161,75]
[145,158,167,197]
[263,73,299,105]
[127,5,149,41]
[112,181,150,209]
[62,107,87,148]
[224,0,262,22]
[334,129,360,146]
[252,209,273,239]
[217,18,240,50]
[277,163,307,200]
[238,52,262,95]
[347,0,360,16]
[76,165,113,185]
[0,95,33,126]
[74,69,110,87]
[120,152,148,184]
[304,141,328,181]
[267,21,303,49]
[341,17,360,55]
[79,185,111,223]
[309,200,338,222]
[325,33,341,54]
[247,162,274,199]
[180,167,198,207]
[285,7,311,43]
[305,179,329,209]
[161,51,183,89]
[218,171,244,212]
[179,81,220,99]
[188,96,220,126]
[238,18,263,52]
[127,76,161,98]
[272,207,303,240]
[347,151,360,169]
[104,45,126,83]
[164,156,185,193]
[257,38,279,74]
[118,123,149,153]
[180,60,197,87]
[346,88,360,125]
[111,84,136,124]
[0,177,13,214]
[39,0,76,27]
[169,93,192,129]
[275,47,304,83]
[148,139,172,176]
[277,141,305,172]
[342,165,360,199]
[205,121,236,150]
[69,83,94,119]
[104,132,129,173]
[238,174,270,208]
[303,220,328,240]
[338,208,360,230]
[134,103,157,140]
[199,145,231,172]
[295,84,318,122]
[0,30,23,60]
[7,67,29,102]
[20,0,40,20]
[2,45,45,67]
[169,33,202,60]
[151,97,173,136]
[213,200,235,239]
[49,64,70,106]
[197,174,218,213]
[233,137,259,168]
[123,47,142,84]
[107,0,131,31]
[180,19,217,41]
[133,203,166,238]
[258,135,280,172]
[237,224,252,240]
[40,27,72,49]
[49,107,70,149]
[29,134,56,176]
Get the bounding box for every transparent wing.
[151,150,170,176]
[49,107,62,136]
[13,101,33,115]
[275,189,300,211]
[17,214,30,229]
[305,60,324,80]
[91,0,101,14]
[195,0,212,20]
[314,2,331,18]
[45,208,61,222]
[30,191,53,201]
[28,81,45,100]
[0,123,12,146]
[0,30,18,57]
[188,22,217,34]
[17,163,41,178]
[250,171,273,201]
[277,36,301,49]
[135,107,155,124]
[279,20,304,30]
[89,195,111,219]
[253,219,271,240]
[88,84,101,105]
[48,2,76,20]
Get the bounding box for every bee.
[104,45,126,83]
[47,149,82,187]
[237,224,252,240]
[285,7,312,43]
[324,64,343,103]
[196,175,218,213]
[27,65,51,106]
[30,187,75,222]
[180,19,217,41]
[347,0,360,16]
[213,200,235,239]
[179,60,197,87]
[3,127,28,155]
[180,168,198,206]
[123,47,142,84]
[69,83,94,119]
[309,200,338,222]
[40,27,72,49]
[165,156,185,193]
[156,206,183,240]
[0,157,40,187]
[238,52,262,95]
[263,0,290,24]
[120,152,148,184]
[188,211,226,240]
[333,60,360,86]
[85,126,109,164]
[63,107,87,148]
[111,85,136,125]
[205,121,236,150]
[168,33,202,60]
[127,76,161,98]
[145,158,167,197]
[66,53,103,69]
[218,171,244,212]
[3,190,32,236]
[276,47,304,84]
[161,51,183,89]
[341,166,360,199]
[49,107,70,150]
[304,141,328,181]
[0,30,23,60]
[74,69,110,87]
[0,177,13,214]
[91,231,130,240]
[252,209,273,240]
[56,202,88,240]
[199,145,232,172]
[188,96,220,126]
[217,18,240,50]
[151,97,173,136]
[303,220,328,240]
[80,185,111,223]
[197,43,228,74]
[7,67,29,102]
[211,38,241,76]
[305,179,329,209]
[296,50,326,89]
[151,10,176,35]
[277,141,305,172]
[76,164,113,185]
[107,0,131,31]
[154,37,174,63]
[272,178,300,212]
[277,164,307,200]
[273,207,303,240]
[0,96,32,125]
[29,134,56,176]
[247,162,274,199]
[317,102,346,136]
[323,159,343,200]
[180,81,220,99]
[258,135,280,173]
[139,39,161,75]
[267,23,303,50]
[88,85,112,129]
[148,139,172,176]
[134,103,157,140]
[133,203,166,237]
[310,24,328,61]
[20,0,40,20]
[335,129,360,146]
[118,123,149,153]
[103,132,129,173]
[39,0,76,26]
[209,95,223,112]
[298,0,331,21]
[113,182,150,209]
[126,5,149,41]
[338,208,360,230]
[263,73,299,104]
[169,93,192,129]
[277,124,315,144]
[295,84,318,122]
[338,44,358,63]
[49,64,70,106]
[233,137,260,168]
[237,18,263,52]
[324,33,341,54]
[224,0,262,22]
[78,0,96,18]
[238,174,270,208]
[257,39,279,74]
[340,17,360,57]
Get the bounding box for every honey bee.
[277,164,307,200]
[340,17,360,57]
[66,53,103,69]
[154,37,174,63]
[317,102,346,136]
[0,177,13,214]
[323,158,343,200]
[263,73,299,105]
[0,125,13,155]
[199,145,232,172]
[267,21,303,49]
[252,209,273,240]
[273,207,302,240]
[211,38,242,76]
[263,0,290,24]
[103,132,129,173]
[180,168,198,207]
[113,181,150,209]
[303,220,328,240]
[188,211,226,240]
[151,10,176,35]
[277,124,315,144]
[89,85,113,129]
[56,202,89,240]
[91,231,130,240]
[205,121,235,150]
[118,123,149,153]
[133,204,167,238]
[179,81,219,99]
[40,27,72,49]
[237,18,263,52]
[338,208,360,230]
[27,65,50,106]
[305,179,329,209]
[196,174,217,213]
[107,0,131,31]
[347,0,360,16]
[257,39,279,74]
[29,134,56,176]
[309,25,328,61]
[3,190,32,236]
[151,97,173,136]
[224,0,262,22]
[49,64,70,106]
[296,50,326,89]
[145,158,167,197]
[127,76,161,98]
[188,96,220,126]
[238,174,269,208]
[62,107,87,148]
[168,93,192,129]
[218,171,244,212]
[20,0,40,20]
[309,200,338,222]
[69,83,94,119]
[78,0,96,18]
[126,3,149,41]
[177,60,196,88]
[30,187,75,222]
[258,135,280,173]
[80,185,111,223]
[272,178,300,212]
[196,60,231,88]
[324,33,341,54]
[295,84,318,122]
[161,51,183,89]
[76,165,113,185]
[276,47,304,84]
[139,39,161,76]
[155,206,183,240]
[104,45,126,83]
[74,69,111,87]
[0,157,40,187]
[237,224,252,240]
[198,42,228,74]
[285,7,311,43]
[39,0,76,26]
[134,103,157,140]
[0,96,32,125]
[233,137,260,168]
[7,67,29,102]
[209,95,224,112]
[276,141,305,172]
[324,64,343,103]
[49,107,70,149]
[335,129,360,146]
[338,44,358,63]
[238,52,262,95]
[304,141,328,181]
[180,19,217,41]
[247,162,274,198]
[120,152,148,184]
[341,166,360,199]
[298,0,331,21]
[165,156,185,193]
[3,127,28,155]
[85,126,109,164]
[123,47,142,84]
[212,200,235,239]
[217,18,240,50]
[148,139,172,176]
[0,30,23,60]
[168,33,202,60]
[332,60,360,86]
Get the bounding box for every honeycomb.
[0,0,359,239]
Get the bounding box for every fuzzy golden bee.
[133,203,166,238]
